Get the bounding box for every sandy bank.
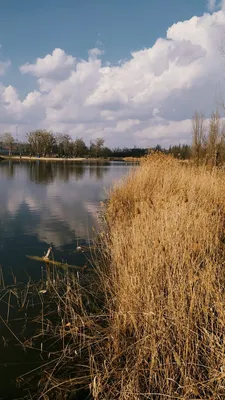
[0,155,110,162]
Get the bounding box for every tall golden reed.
[93,153,225,399]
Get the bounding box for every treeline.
[0,112,224,162]
[0,131,108,158]
[0,129,192,159]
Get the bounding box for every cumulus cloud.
[220,0,225,10]
[208,0,217,11]
[1,10,225,147]
[0,60,11,76]
[20,48,76,80]
[207,0,225,11]
[88,48,104,59]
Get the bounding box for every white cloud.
[208,0,217,11]
[20,48,76,80]
[207,0,225,11]
[1,11,225,147]
[0,60,11,76]
[88,48,104,59]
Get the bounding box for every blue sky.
[0,0,225,147]
[0,0,208,94]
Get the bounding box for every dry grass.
[95,153,225,399]
[11,153,225,399]
[123,157,140,163]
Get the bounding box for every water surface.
[0,160,134,399]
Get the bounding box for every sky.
[0,0,225,148]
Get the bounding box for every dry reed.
[94,153,225,399]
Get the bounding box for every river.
[0,160,134,399]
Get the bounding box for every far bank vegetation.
[1,110,225,164]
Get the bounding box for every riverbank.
[0,155,140,163]
[0,155,106,162]
[11,153,225,398]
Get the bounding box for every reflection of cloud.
[31,199,96,247]
[24,195,41,211]
[32,177,107,246]
[0,162,132,248]
[83,201,101,224]
[34,220,76,248]
[0,164,33,217]
[7,190,27,214]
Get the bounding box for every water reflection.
[0,161,111,184]
[0,160,15,178]
[0,160,133,278]
[29,161,55,184]
[88,165,108,180]
[28,162,89,183]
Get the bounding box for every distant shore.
[0,155,140,163]
[0,155,109,162]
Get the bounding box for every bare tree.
[0,132,15,155]
[206,110,221,167]
[213,116,225,166]
[191,112,206,165]
[55,133,73,156]
[26,130,56,156]
[74,138,88,157]
[90,138,105,158]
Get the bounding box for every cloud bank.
[0,9,225,147]
[207,0,225,11]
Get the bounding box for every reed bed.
[99,154,225,399]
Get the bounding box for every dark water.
[0,160,134,399]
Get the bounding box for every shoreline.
[0,155,110,162]
[0,155,140,163]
